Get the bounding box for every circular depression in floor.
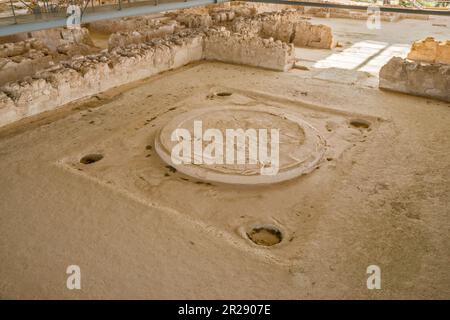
[247,225,283,246]
[155,106,326,185]
[80,153,103,164]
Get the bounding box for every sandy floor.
[296,16,450,76]
[0,17,449,299]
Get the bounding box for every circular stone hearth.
[155,106,326,185]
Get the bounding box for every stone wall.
[108,20,179,50]
[380,37,450,102]
[1,27,96,51]
[304,7,401,22]
[210,9,236,23]
[0,27,99,86]
[229,1,428,21]
[204,28,295,71]
[172,6,333,49]
[232,10,333,49]
[0,39,54,86]
[0,31,204,127]
[293,20,333,49]
[0,29,295,127]
[87,15,174,34]
[175,13,213,28]
[379,57,450,102]
[0,5,322,128]
[0,5,334,128]
[407,37,450,65]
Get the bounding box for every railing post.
[9,0,17,24]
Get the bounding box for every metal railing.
[0,0,219,36]
[0,0,448,37]
[248,0,450,15]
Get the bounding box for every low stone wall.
[175,13,213,28]
[380,37,450,102]
[0,28,100,86]
[108,20,179,50]
[0,32,204,127]
[1,27,96,51]
[204,28,295,71]
[379,57,450,102]
[228,1,428,21]
[173,6,333,49]
[0,39,54,86]
[168,1,430,22]
[0,29,295,127]
[292,21,332,49]
[233,10,333,49]
[210,9,236,23]
[304,7,401,22]
[0,39,46,58]
[407,37,450,65]
[87,15,174,34]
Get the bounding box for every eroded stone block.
[407,37,450,65]
[204,29,295,71]
[379,57,450,102]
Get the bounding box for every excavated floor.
[58,86,383,265]
[0,17,449,299]
[295,16,450,76]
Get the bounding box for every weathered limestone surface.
[232,10,333,49]
[407,37,450,65]
[210,10,236,23]
[387,37,450,102]
[379,57,450,102]
[293,21,333,49]
[0,29,294,127]
[0,32,204,127]
[204,28,295,71]
[0,28,99,86]
[0,7,315,128]
[108,20,179,50]
[305,8,400,22]
[27,27,95,51]
[87,15,175,34]
[260,11,300,43]
[0,91,16,126]
[0,39,54,86]
[172,7,333,49]
[0,38,46,58]
[61,28,95,46]
[229,1,426,21]
[175,13,212,28]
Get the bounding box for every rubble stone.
[407,37,450,65]
[204,29,295,71]
[0,28,296,127]
[232,10,333,49]
[176,13,212,28]
[108,21,178,50]
[379,57,450,102]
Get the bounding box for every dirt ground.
[0,17,449,299]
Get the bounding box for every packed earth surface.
[0,1,449,299]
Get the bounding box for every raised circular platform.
[155,106,326,185]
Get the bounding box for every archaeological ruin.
[0,0,449,302]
